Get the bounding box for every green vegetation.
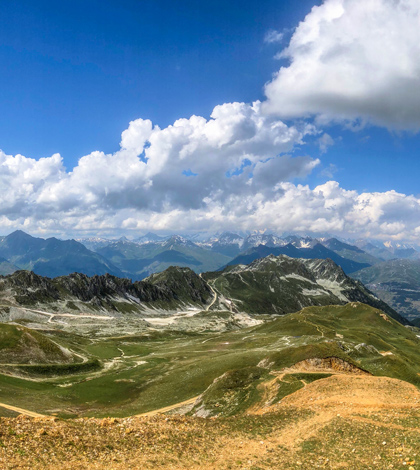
[0,303,418,419]
[204,255,407,324]
[0,323,74,364]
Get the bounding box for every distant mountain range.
[0,229,419,294]
[0,253,407,326]
[223,242,371,274]
[0,230,123,278]
[94,235,232,279]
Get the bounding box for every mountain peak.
[6,230,34,240]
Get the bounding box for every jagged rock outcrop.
[0,266,212,312]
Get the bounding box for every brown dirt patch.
[279,374,420,409]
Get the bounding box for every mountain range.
[0,252,407,326]
[0,229,419,324]
[0,230,123,278]
[203,254,407,324]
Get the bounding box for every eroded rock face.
[288,357,371,375]
[0,267,212,311]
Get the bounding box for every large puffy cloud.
[34,101,315,214]
[2,101,420,240]
[0,101,318,233]
[263,0,420,130]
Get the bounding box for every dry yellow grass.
[1,374,420,469]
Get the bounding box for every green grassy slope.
[0,303,418,418]
[204,255,407,323]
[0,323,75,364]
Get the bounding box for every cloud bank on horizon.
[1,0,420,240]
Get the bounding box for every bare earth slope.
[2,374,420,469]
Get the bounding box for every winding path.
[199,274,218,311]
[0,402,46,418]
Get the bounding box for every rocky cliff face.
[0,267,213,312]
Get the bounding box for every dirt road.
[199,274,217,311]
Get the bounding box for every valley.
[0,248,419,469]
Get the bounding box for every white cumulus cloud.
[0,101,318,235]
[263,0,420,130]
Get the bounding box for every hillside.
[0,323,76,364]
[204,255,407,323]
[1,298,420,469]
[192,302,420,417]
[0,303,418,420]
[352,258,420,321]
[3,387,420,470]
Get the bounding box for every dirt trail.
[199,274,218,311]
[135,395,200,417]
[265,374,420,450]
[279,374,420,409]
[0,402,46,418]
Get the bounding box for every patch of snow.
[285,274,316,284]
[301,288,328,296]
[316,280,349,302]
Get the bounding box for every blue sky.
[0,0,319,164]
[1,0,420,239]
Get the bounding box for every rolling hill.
[0,323,76,364]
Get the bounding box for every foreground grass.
[1,404,420,470]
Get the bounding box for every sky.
[1,0,420,241]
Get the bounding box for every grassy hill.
[192,302,420,417]
[0,323,75,364]
[0,302,418,419]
